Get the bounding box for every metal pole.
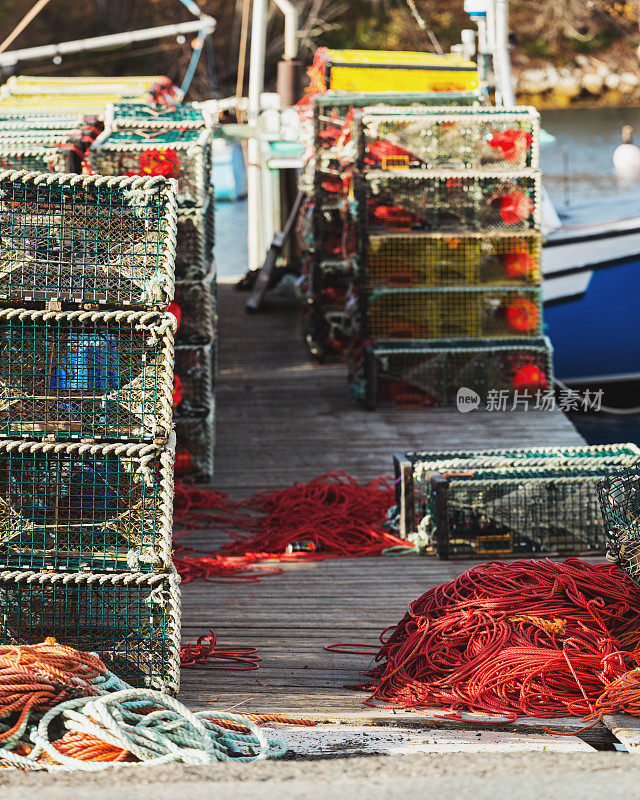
[493,0,515,106]
[271,0,299,60]
[0,18,216,68]
[247,0,267,271]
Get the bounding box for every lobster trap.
[0,308,175,441]
[175,411,215,483]
[363,286,543,340]
[174,345,214,416]
[355,107,539,171]
[175,197,215,281]
[0,170,177,308]
[174,270,216,344]
[0,140,76,174]
[350,337,553,409]
[356,170,540,233]
[312,206,356,259]
[0,437,174,571]
[109,101,211,130]
[90,128,213,207]
[0,95,143,115]
[0,568,181,692]
[598,467,640,585]
[4,74,176,98]
[393,444,640,556]
[360,232,542,289]
[0,113,86,131]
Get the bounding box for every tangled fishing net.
[357,559,640,723]
[0,639,287,771]
[172,471,407,582]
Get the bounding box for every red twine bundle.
[180,629,261,671]
[359,559,640,720]
[172,471,407,583]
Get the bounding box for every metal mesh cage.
[0,308,175,441]
[361,232,542,288]
[175,410,215,483]
[0,171,178,308]
[355,107,539,171]
[90,128,213,207]
[356,170,540,233]
[109,102,210,130]
[598,467,640,584]
[174,345,214,416]
[394,444,640,543]
[0,142,70,173]
[312,90,482,159]
[0,437,174,571]
[175,270,216,344]
[175,195,215,281]
[0,568,181,692]
[312,206,356,259]
[314,167,349,210]
[363,286,542,340]
[350,336,554,409]
[0,113,86,131]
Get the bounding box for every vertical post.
[493,0,516,106]
[246,0,267,271]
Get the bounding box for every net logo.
[456,387,480,413]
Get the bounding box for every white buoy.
[613,125,640,172]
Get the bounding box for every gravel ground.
[1,752,637,800]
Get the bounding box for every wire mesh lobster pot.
[109,101,210,130]
[356,171,540,233]
[90,129,213,207]
[175,411,215,483]
[312,206,356,259]
[597,466,640,585]
[0,95,143,115]
[314,168,349,210]
[360,232,542,289]
[0,437,174,571]
[0,568,181,692]
[174,345,214,416]
[312,90,482,161]
[392,444,640,556]
[175,193,214,281]
[174,271,216,345]
[0,308,175,441]
[0,171,177,308]
[350,337,553,409]
[4,74,176,98]
[0,113,86,131]
[363,287,543,340]
[0,141,75,173]
[355,107,539,171]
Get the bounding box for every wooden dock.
[179,284,615,747]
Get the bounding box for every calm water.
[214,108,640,446]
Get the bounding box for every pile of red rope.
[360,559,640,721]
[172,471,406,583]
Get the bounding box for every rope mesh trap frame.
[349,337,553,409]
[175,191,215,280]
[598,466,640,585]
[392,444,640,554]
[0,308,176,441]
[109,102,211,130]
[354,106,539,171]
[175,267,217,344]
[0,170,178,308]
[0,568,181,694]
[175,411,215,484]
[174,345,215,417]
[0,437,174,572]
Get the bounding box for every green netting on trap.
[393,444,640,547]
[349,337,554,409]
[0,568,180,693]
[355,106,539,171]
[175,191,214,280]
[360,232,542,289]
[0,171,177,307]
[355,170,541,233]
[0,142,70,173]
[598,467,640,585]
[89,128,213,206]
[110,102,209,129]
[363,286,543,340]
[0,438,174,572]
[175,410,215,483]
[0,308,175,441]
[174,345,214,417]
[175,268,216,344]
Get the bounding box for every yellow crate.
[322,49,478,93]
[367,291,482,340]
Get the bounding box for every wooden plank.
[603,715,640,752]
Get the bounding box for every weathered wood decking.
[179,285,612,744]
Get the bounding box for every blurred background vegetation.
[1,0,639,98]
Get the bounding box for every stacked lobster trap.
[90,118,217,483]
[393,444,640,558]
[299,90,482,360]
[0,169,181,693]
[346,105,554,409]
